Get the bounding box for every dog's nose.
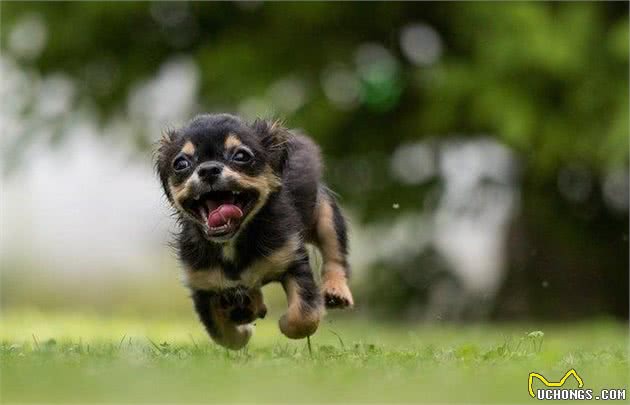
[197,162,223,183]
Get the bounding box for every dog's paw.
[279,312,321,339]
[218,287,267,325]
[321,274,354,309]
[214,324,253,350]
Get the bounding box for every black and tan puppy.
[155,113,353,349]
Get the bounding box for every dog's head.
[155,114,288,243]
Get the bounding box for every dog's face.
[156,114,287,243]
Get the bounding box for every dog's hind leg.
[313,188,354,309]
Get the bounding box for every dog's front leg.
[191,289,253,350]
[278,256,324,339]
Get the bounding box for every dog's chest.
[183,237,299,291]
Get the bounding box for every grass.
[1,310,628,404]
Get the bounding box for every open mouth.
[183,189,258,239]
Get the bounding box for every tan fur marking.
[223,165,281,195]
[222,165,281,231]
[184,268,241,291]
[168,171,201,204]
[169,182,190,202]
[238,235,300,287]
[168,175,200,223]
[279,277,322,339]
[222,243,237,263]
[224,134,242,149]
[316,196,354,307]
[185,236,300,291]
[181,141,195,156]
[321,265,354,307]
[316,198,345,267]
[248,288,267,318]
[322,264,347,284]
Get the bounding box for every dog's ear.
[154,129,177,202]
[252,118,290,174]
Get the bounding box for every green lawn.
[1,310,628,403]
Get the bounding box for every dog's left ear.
[154,129,177,202]
[252,118,290,173]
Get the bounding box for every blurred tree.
[1,2,627,320]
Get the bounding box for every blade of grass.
[146,337,165,354]
[329,329,345,350]
[306,335,313,358]
[188,333,199,350]
[31,334,40,351]
[118,334,127,350]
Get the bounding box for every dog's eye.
[232,149,253,164]
[173,156,191,172]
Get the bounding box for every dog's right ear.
[251,118,290,174]
[154,129,177,202]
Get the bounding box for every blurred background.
[1,2,628,323]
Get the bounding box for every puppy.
[155,113,353,349]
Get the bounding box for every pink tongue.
[207,204,243,228]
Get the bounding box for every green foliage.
[2,2,627,174]
[1,3,627,320]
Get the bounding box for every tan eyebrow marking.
[224,134,242,149]
[181,141,195,156]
